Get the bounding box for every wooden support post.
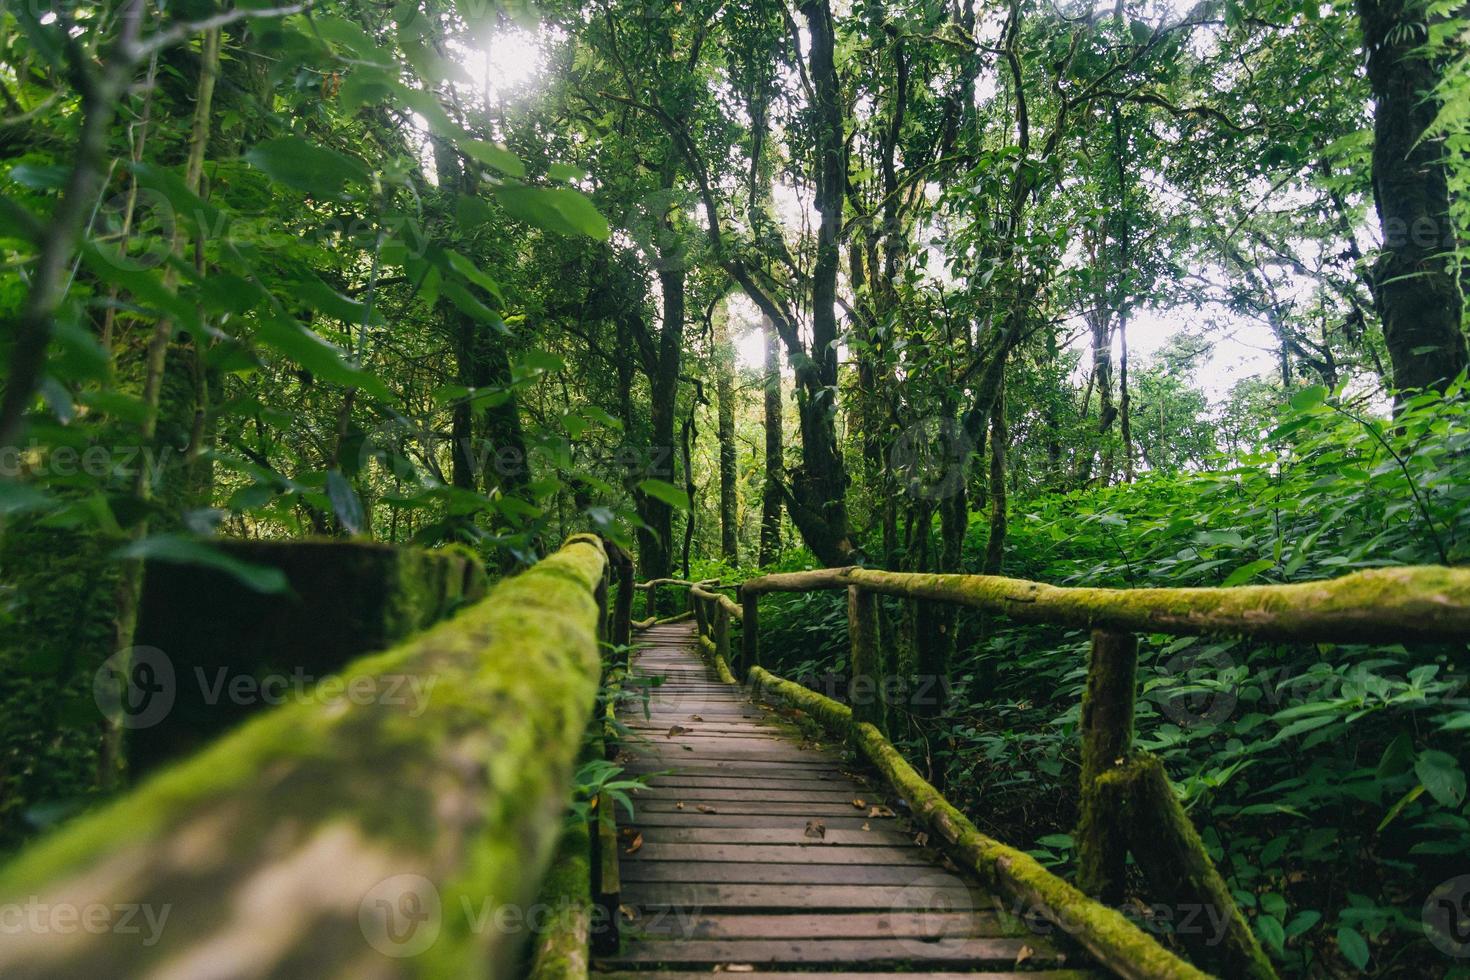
[1076,628,1137,905]
[693,593,708,640]
[590,790,621,955]
[715,600,732,674]
[1099,755,1278,980]
[741,587,759,669]
[847,586,884,734]
[642,582,656,620]
[611,544,633,655]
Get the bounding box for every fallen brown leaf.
[674,802,685,810]
[689,714,704,722]
[851,798,866,809]
[666,724,688,738]
[696,804,719,814]
[914,831,930,847]
[1016,945,1034,966]
[868,805,895,818]
[804,819,826,839]
[861,821,871,831]
[618,904,638,921]
[624,832,643,855]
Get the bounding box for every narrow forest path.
[596,620,1100,979]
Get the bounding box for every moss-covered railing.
[628,576,719,629]
[687,564,1470,980]
[0,534,614,979]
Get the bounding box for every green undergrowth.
[743,388,1470,978]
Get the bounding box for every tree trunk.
[634,267,684,585]
[759,317,784,567]
[714,313,739,564]
[1358,0,1469,394]
[781,0,852,568]
[983,373,1008,575]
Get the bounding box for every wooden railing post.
[642,582,656,620]
[715,599,732,674]
[1076,628,1137,904]
[847,585,884,734]
[612,552,633,653]
[693,592,709,639]
[740,587,759,669]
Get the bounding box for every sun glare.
[458,28,547,100]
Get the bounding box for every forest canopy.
[1,0,1468,975]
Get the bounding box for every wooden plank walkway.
[597,620,1099,979]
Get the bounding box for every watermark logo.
[0,900,171,946]
[94,646,176,730]
[888,418,973,500]
[359,874,441,957]
[1425,875,1470,958]
[1152,648,1238,728]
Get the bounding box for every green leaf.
[252,313,392,400]
[1284,910,1321,939]
[1376,783,1426,831]
[1289,385,1329,411]
[460,139,526,177]
[326,470,365,534]
[638,479,691,512]
[492,185,610,239]
[1222,558,1274,587]
[1415,749,1466,806]
[1336,925,1369,970]
[0,481,52,516]
[115,535,290,594]
[1256,914,1285,952]
[244,136,369,198]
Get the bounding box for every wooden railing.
[680,563,1470,980]
[0,534,616,979]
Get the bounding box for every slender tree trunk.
[983,372,1008,574]
[783,0,852,567]
[634,267,684,585]
[1358,0,1469,394]
[759,316,784,567]
[714,313,739,564]
[105,27,223,784]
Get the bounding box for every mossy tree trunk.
[1357,0,1469,394]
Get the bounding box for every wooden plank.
[635,800,899,816]
[640,775,868,790]
[622,883,981,911]
[620,862,956,886]
[634,787,866,803]
[625,812,904,831]
[626,843,928,865]
[599,936,1062,969]
[631,826,916,847]
[596,972,1097,980]
[628,910,1014,939]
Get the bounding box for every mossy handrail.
[685,562,1470,980]
[0,534,613,979]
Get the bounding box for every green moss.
[526,820,591,980]
[848,722,1209,980]
[1098,755,1277,980]
[742,565,1470,643]
[698,635,738,685]
[126,539,489,774]
[740,656,1206,979]
[0,520,122,849]
[747,666,852,731]
[0,536,609,979]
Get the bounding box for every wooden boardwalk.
[597,621,1098,979]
